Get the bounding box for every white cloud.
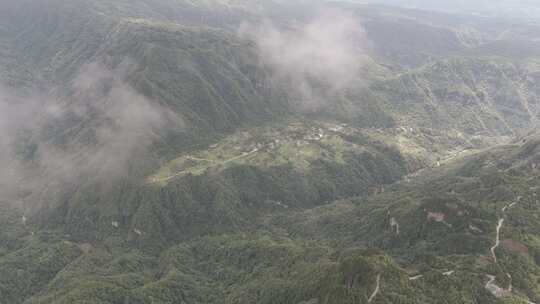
[240,8,368,111]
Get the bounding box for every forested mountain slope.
[1,0,540,303]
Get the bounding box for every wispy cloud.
[239,8,368,112]
[0,62,180,209]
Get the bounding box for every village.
[147,121,372,185]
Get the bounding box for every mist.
[0,63,179,209]
[360,0,540,19]
[239,8,368,112]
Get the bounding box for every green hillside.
[3,121,540,304]
[1,0,540,303]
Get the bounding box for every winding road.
[398,191,536,302]
[491,199,521,263]
[368,274,381,303]
[490,218,505,263]
[486,199,523,299]
[149,148,259,184]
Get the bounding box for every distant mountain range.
[358,0,540,20]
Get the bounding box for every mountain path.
[149,148,259,183]
[485,198,531,301]
[490,218,504,263]
[491,198,521,263]
[367,274,381,303]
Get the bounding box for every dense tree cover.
[1,0,540,303]
[4,135,540,303]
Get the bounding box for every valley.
[148,120,487,187]
[1,0,540,303]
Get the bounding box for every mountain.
[358,0,540,20]
[1,0,540,303]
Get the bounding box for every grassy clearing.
[148,121,371,185]
[148,118,503,186]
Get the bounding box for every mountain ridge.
[1,1,540,303]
